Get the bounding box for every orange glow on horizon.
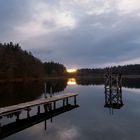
[66,68,77,73]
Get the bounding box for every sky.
[0,0,140,68]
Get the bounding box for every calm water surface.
[1,78,140,140]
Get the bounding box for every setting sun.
[66,68,77,73]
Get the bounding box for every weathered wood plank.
[0,93,78,116]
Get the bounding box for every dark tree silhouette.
[0,42,45,80]
[77,64,140,77]
[44,61,66,76]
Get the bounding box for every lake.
[1,77,140,140]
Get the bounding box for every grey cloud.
[0,0,140,68]
[0,0,33,26]
[27,12,140,67]
[0,0,34,41]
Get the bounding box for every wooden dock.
[0,104,79,139]
[0,93,78,117]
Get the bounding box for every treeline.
[0,42,67,80]
[1,42,140,80]
[0,42,44,80]
[44,62,66,76]
[77,68,106,77]
[77,64,140,77]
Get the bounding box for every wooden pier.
[0,104,79,139]
[0,92,79,139]
[0,93,78,117]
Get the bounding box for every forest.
[0,42,45,80]
[0,42,66,80]
[44,61,66,76]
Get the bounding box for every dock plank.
[0,93,78,116]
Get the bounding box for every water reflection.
[0,81,44,108]
[0,77,139,108]
[67,78,77,86]
[104,87,124,114]
[122,78,140,88]
[76,77,103,86]
[0,77,140,107]
[44,79,67,94]
[0,77,140,140]
[0,77,138,108]
[76,77,140,89]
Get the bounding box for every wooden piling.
[54,101,56,110]
[44,119,47,130]
[66,98,69,105]
[15,112,20,121]
[74,96,77,105]
[37,106,40,114]
[63,99,65,107]
[25,108,31,118]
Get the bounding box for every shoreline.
[0,75,140,82]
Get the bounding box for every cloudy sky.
[0,0,140,68]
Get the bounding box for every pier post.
[50,102,52,111]
[66,98,69,105]
[27,110,30,118]
[50,117,53,123]
[74,96,77,105]
[37,106,40,114]
[0,123,1,134]
[44,119,47,131]
[25,108,31,119]
[44,82,47,98]
[50,86,52,97]
[46,103,52,111]
[16,114,19,121]
[44,104,48,113]
[63,99,65,107]
[53,101,56,110]
[15,112,20,121]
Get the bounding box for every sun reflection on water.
[67,78,77,86]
